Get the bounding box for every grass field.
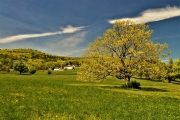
[0,70,180,120]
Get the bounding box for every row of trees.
[0,59,82,73]
[77,21,179,85]
[168,58,180,80]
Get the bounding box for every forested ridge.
[0,48,83,71]
[0,48,73,61]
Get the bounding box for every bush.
[6,66,10,73]
[29,66,36,74]
[48,69,52,75]
[121,80,141,89]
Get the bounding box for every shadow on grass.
[0,72,7,74]
[140,87,168,92]
[17,73,31,75]
[100,86,168,92]
[171,81,180,85]
[100,85,122,89]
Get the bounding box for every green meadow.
[0,70,180,120]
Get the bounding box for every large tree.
[77,21,170,85]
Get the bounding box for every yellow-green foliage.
[171,59,180,78]
[78,20,170,82]
[77,56,121,82]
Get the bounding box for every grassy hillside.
[0,71,180,119]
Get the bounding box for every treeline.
[0,48,179,82]
[0,48,83,71]
[132,58,180,82]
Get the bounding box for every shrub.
[6,66,10,73]
[48,69,52,75]
[29,66,36,74]
[121,80,141,89]
[64,68,68,70]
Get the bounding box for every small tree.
[0,62,2,71]
[171,59,180,79]
[166,58,174,82]
[14,61,29,74]
[48,69,52,75]
[149,61,167,81]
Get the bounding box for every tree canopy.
[77,20,170,84]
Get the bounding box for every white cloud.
[0,25,85,43]
[109,6,180,24]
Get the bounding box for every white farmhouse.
[54,68,60,71]
[64,65,75,70]
[54,68,64,71]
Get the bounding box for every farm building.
[64,65,75,70]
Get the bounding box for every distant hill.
[0,48,76,62]
[0,48,83,70]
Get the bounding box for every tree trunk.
[125,75,131,87]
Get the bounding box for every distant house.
[54,68,64,71]
[64,65,75,70]
[54,68,60,71]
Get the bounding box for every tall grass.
[0,70,180,119]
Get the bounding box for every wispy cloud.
[60,25,85,34]
[109,6,180,24]
[57,32,86,47]
[47,32,87,56]
[59,48,87,56]
[0,25,85,43]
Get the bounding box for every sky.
[0,0,179,61]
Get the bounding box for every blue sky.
[0,0,179,61]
